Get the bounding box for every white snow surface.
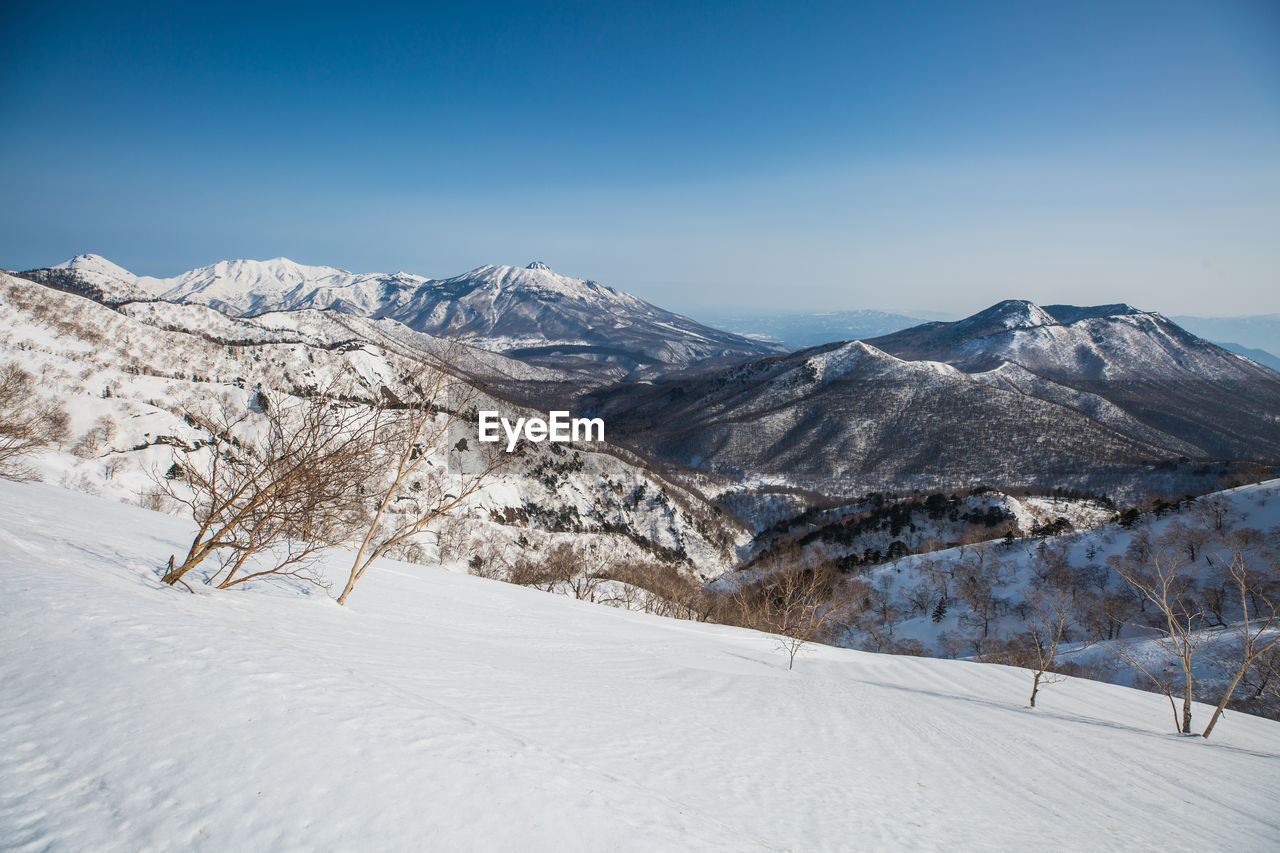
[3,480,1280,851]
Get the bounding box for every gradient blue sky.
[2,0,1277,316]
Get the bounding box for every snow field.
[2,481,1279,851]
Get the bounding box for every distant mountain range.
[32,254,780,378]
[13,254,1280,500]
[1172,313,1280,360]
[1212,342,1280,373]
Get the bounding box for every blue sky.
[2,0,1277,316]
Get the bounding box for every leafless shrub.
[955,546,1009,640]
[726,550,856,669]
[1019,583,1085,708]
[881,637,932,657]
[935,630,967,659]
[1235,645,1280,718]
[72,414,117,459]
[59,470,100,495]
[384,540,428,565]
[866,573,903,637]
[509,542,606,600]
[974,635,1038,668]
[1052,655,1118,683]
[156,382,379,591]
[601,558,718,620]
[437,511,477,562]
[136,486,176,514]
[0,361,70,481]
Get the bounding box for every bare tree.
[1012,545,1096,707]
[597,558,717,620]
[157,385,378,590]
[0,361,69,481]
[1021,584,1080,708]
[1111,526,1211,733]
[72,414,117,459]
[903,580,934,618]
[864,573,902,639]
[731,552,853,669]
[956,547,1008,641]
[336,350,506,605]
[1200,526,1280,739]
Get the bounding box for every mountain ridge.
[35,253,781,375]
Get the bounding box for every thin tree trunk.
[162,546,204,585]
[338,525,380,605]
[338,436,410,606]
[1182,668,1194,734]
[1029,670,1042,708]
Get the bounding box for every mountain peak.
[955,299,1057,334]
[53,253,135,279]
[526,261,552,272]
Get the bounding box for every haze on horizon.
[1,1,1277,318]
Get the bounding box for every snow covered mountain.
[867,300,1280,459]
[30,255,780,376]
[49,253,432,313]
[586,302,1280,497]
[867,300,1262,379]
[380,262,782,372]
[49,253,150,301]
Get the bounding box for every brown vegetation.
[0,361,70,481]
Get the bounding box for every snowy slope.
[850,479,1280,663]
[391,262,778,367]
[54,254,432,316]
[2,480,1279,851]
[117,299,583,387]
[138,257,430,317]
